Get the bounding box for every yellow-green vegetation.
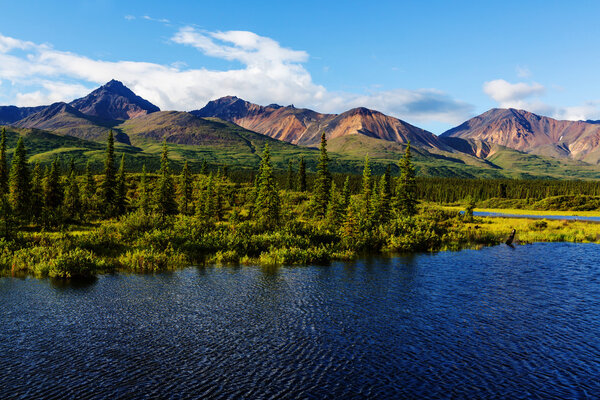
[464,217,600,244]
[2,127,600,281]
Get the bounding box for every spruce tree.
[254,143,280,228]
[342,176,351,211]
[68,157,76,175]
[0,127,8,194]
[138,165,151,214]
[100,130,116,216]
[178,161,193,215]
[153,140,178,218]
[326,182,345,229]
[64,170,81,220]
[361,155,373,219]
[377,172,392,224]
[311,132,331,217]
[341,200,359,246]
[200,159,207,175]
[0,194,14,238]
[30,162,43,221]
[82,161,96,215]
[197,173,216,220]
[214,176,224,221]
[8,137,31,220]
[396,141,418,216]
[43,157,63,211]
[286,160,294,190]
[115,154,127,215]
[297,156,307,192]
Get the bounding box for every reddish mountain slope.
[441,108,600,161]
[192,96,448,150]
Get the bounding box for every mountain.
[192,96,331,145]
[69,79,160,121]
[0,105,47,125]
[441,108,600,163]
[192,96,449,150]
[14,102,130,143]
[5,81,600,178]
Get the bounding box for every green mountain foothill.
[3,80,600,179]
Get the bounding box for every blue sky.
[1,0,599,133]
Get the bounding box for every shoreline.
[3,212,600,280]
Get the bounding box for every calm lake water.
[473,210,600,222]
[1,243,600,399]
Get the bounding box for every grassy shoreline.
[2,209,599,280]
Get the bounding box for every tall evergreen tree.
[361,155,373,219]
[377,172,392,224]
[197,172,216,220]
[254,143,280,228]
[287,160,295,190]
[8,137,31,220]
[30,162,43,220]
[43,157,63,211]
[342,176,351,211]
[0,194,14,238]
[0,127,8,194]
[396,141,418,216]
[178,161,193,215]
[310,132,331,217]
[138,165,151,214]
[200,159,208,175]
[153,140,178,218]
[326,182,345,229]
[68,157,76,175]
[100,130,116,216]
[82,161,96,215]
[115,154,127,215]
[297,156,307,192]
[64,170,81,220]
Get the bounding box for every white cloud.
[15,81,91,106]
[142,15,170,24]
[0,29,472,126]
[483,78,600,121]
[483,79,545,107]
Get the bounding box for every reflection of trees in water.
[49,275,98,290]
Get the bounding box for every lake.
[1,243,599,399]
[473,210,600,222]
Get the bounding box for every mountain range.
[2,80,600,179]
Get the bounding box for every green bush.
[118,246,189,272]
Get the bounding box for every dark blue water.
[1,243,600,399]
[473,210,600,222]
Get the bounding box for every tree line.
[0,128,419,234]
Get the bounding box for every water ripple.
[1,243,599,399]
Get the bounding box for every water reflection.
[49,276,98,290]
[0,243,599,399]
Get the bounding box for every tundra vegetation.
[1,127,600,279]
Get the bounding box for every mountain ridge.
[441,108,600,162]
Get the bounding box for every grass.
[467,217,600,244]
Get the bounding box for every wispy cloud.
[142,15,170,24]
[483,78,600,121]
[0,28,472,126]
[124,15,136,21]
[516,65,531,78]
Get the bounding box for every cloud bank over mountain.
[0,28,472,126]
